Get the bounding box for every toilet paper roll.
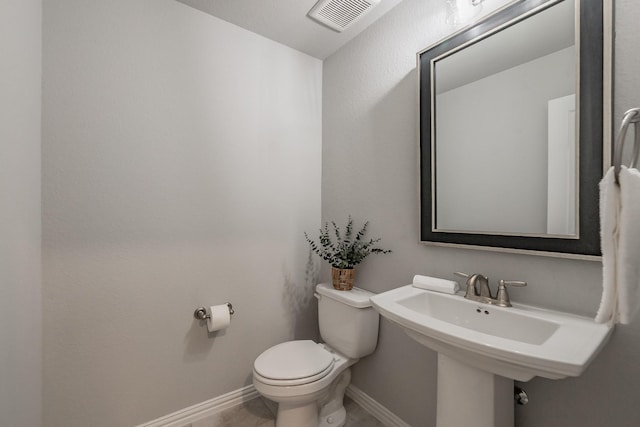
[207,304,231,333]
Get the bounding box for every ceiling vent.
[308,0,381,32]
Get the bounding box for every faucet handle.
[501,280,527,287]
[454,272,470,279]
[495,280,527,307]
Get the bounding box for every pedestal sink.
[370,285,613,427]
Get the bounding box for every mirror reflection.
[433,0,577,236]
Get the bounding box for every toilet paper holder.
[193,303,234,320]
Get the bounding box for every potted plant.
[305,216,391,290]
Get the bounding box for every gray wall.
[42,1,321,426]
[323,0,640,426]
[0,0,42,426]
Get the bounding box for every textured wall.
[42,1,321,426]
[0,0,42,426]
[323,0,640,426]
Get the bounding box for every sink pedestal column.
[437,354,514,427]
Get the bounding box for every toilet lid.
[254,340,334,381]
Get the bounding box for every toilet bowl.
[252,283,379,427]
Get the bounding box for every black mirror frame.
[419,0,611,259]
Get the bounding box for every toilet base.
[318,406,346,427]
[267,368,352,427]
[275,401,319,427]
[318,368,351,427]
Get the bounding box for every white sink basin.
[370,285,613,381]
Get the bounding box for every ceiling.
[175,0,405,59]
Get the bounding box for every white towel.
[412,275,460,294]
[595,167,620,324]
[596,166,640,324]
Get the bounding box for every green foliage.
[304,216,391,269]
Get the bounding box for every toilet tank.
[316,283,379,359]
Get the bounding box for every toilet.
[252,283,379,427]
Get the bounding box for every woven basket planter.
[331,267,355,291]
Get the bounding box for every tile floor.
[186,396,387,427]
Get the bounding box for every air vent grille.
[308,0,381,32]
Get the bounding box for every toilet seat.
[253,340,335,386]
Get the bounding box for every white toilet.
[252,283,379,427]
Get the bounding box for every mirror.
[419,0,611,258]
[435,0,576,236]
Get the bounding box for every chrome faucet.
[454,272,527,307]
[455,272,493,304]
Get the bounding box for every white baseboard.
[346,384,411,427]
[136,382,409,427]
[135,384,259,427]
